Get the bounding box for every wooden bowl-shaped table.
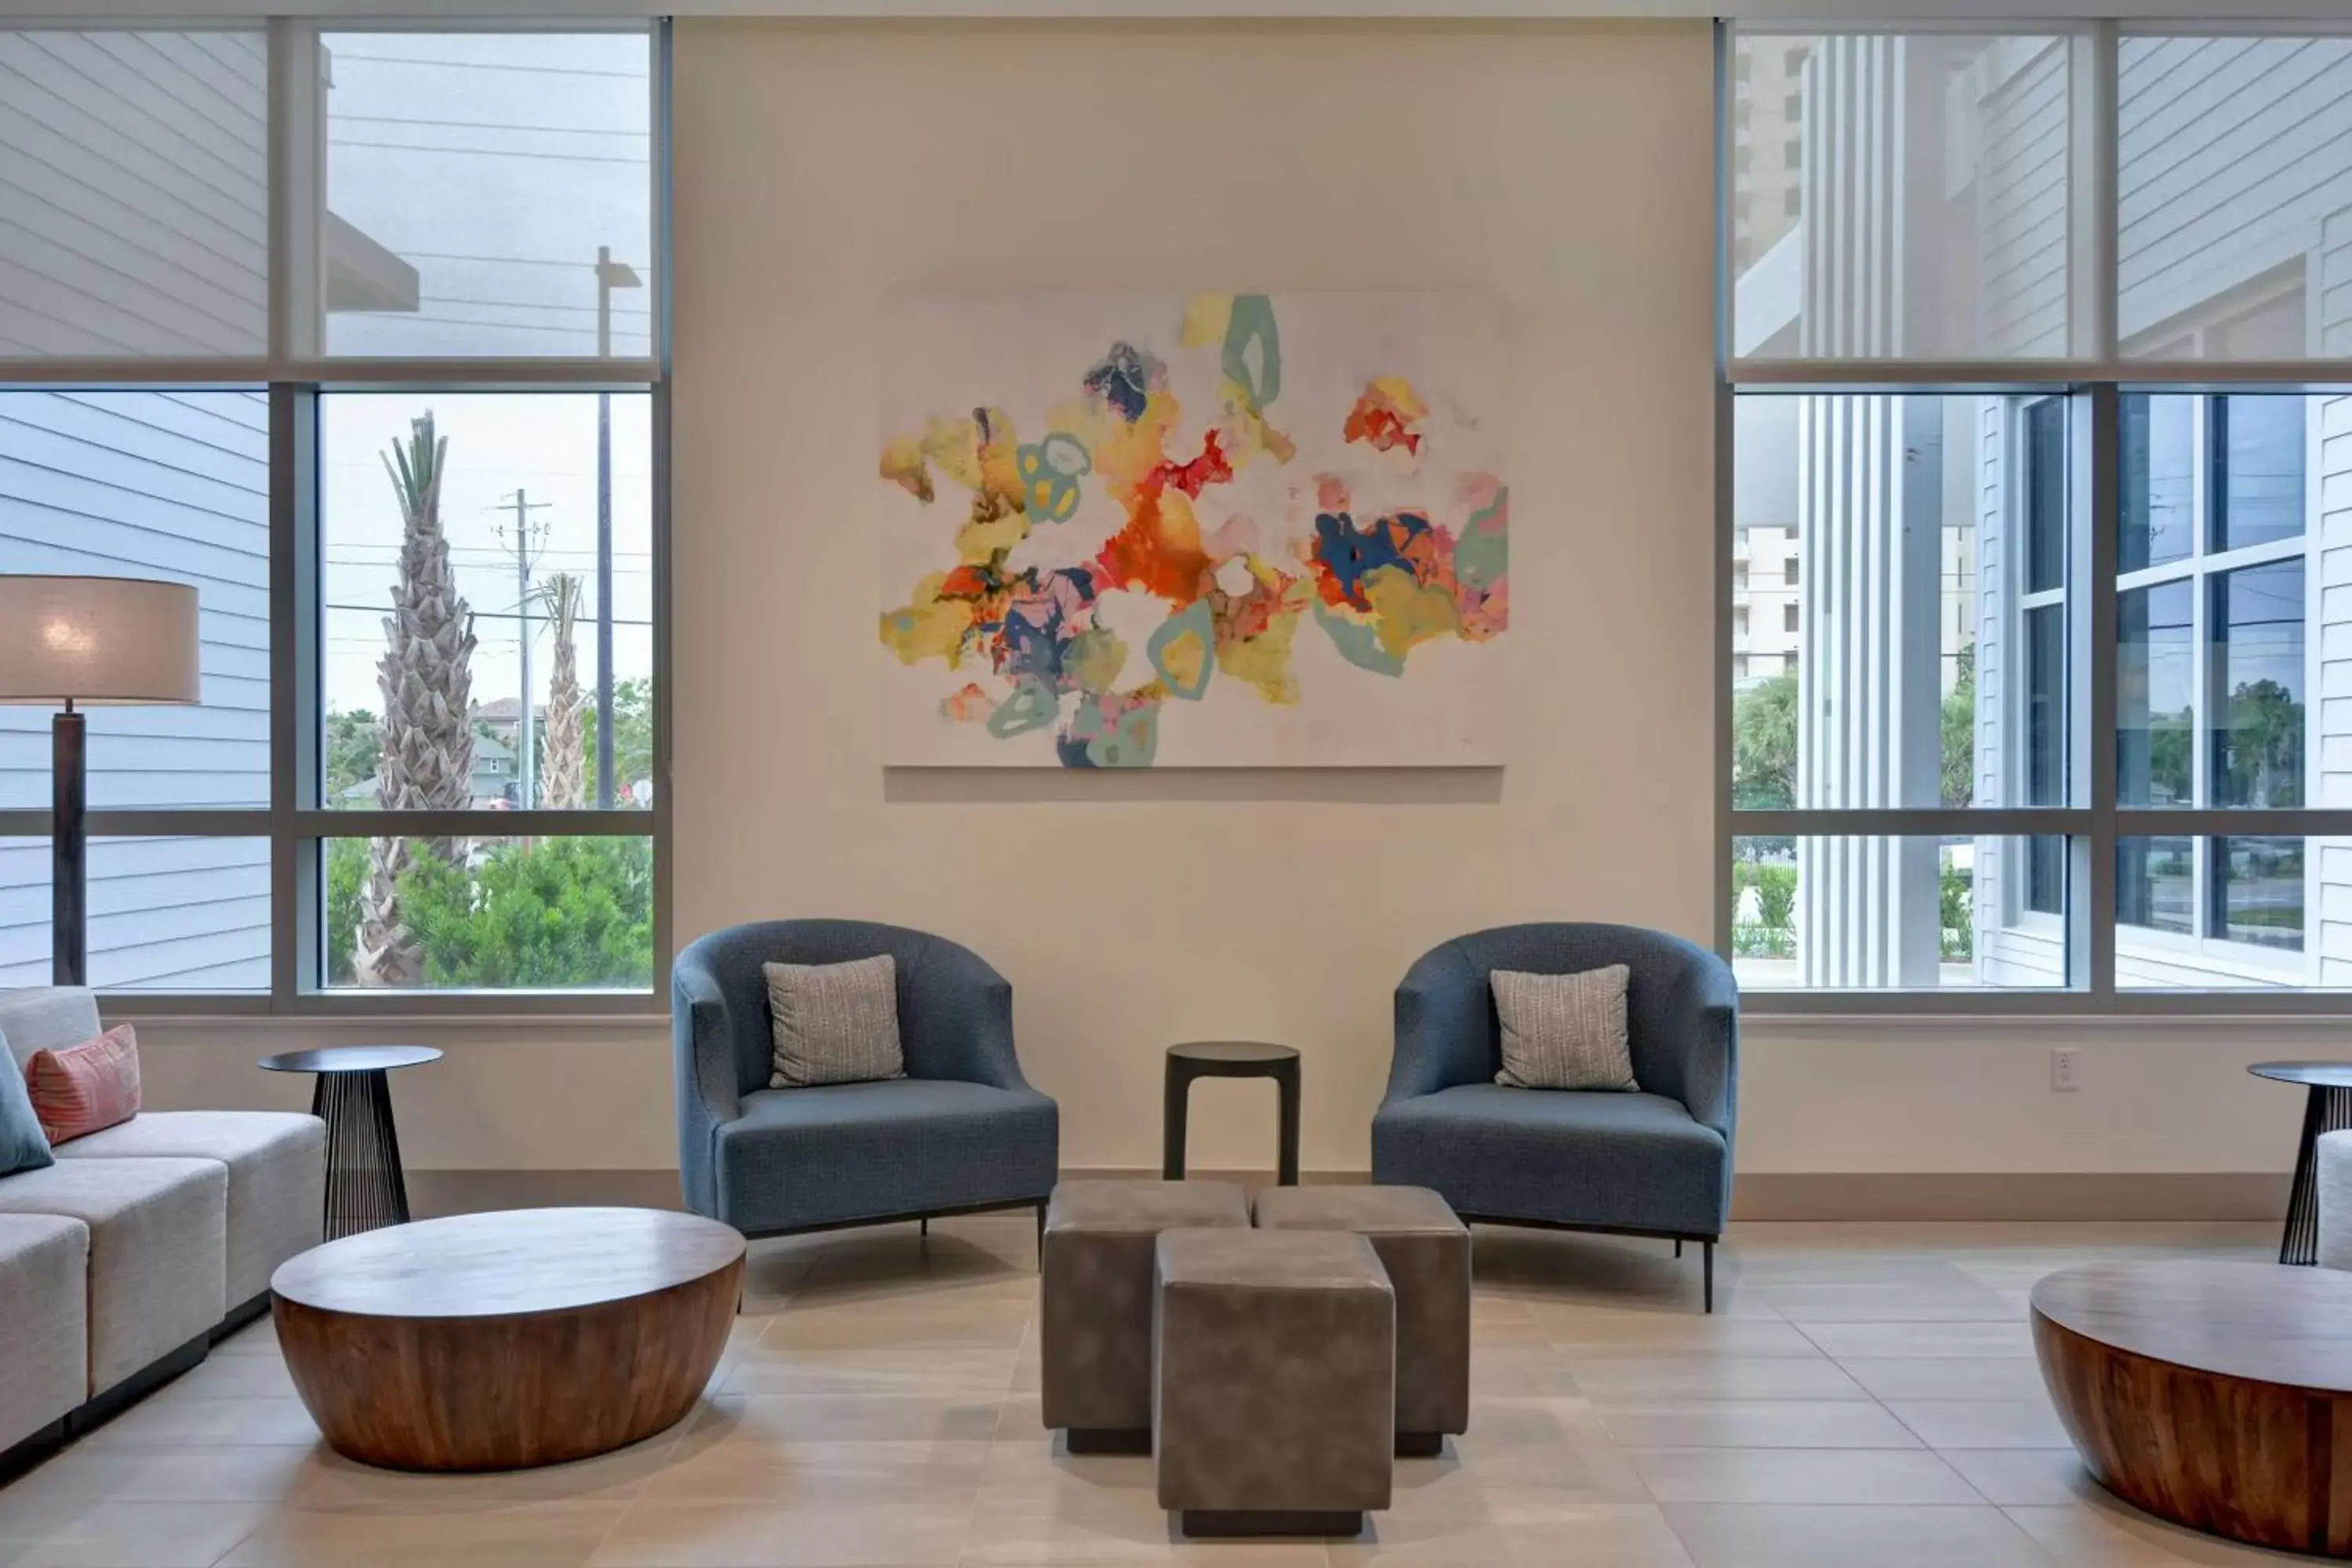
[2032,1260,2352,1557]
[272,1207,745,1472]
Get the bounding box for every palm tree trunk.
[539,574,587,811]
[357,412,477,987]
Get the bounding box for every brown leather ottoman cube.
[1040,1180,1249,1453]
[1152,1228,1395,1537]
[1254,1184,1470,1456]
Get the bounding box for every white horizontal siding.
[0,837,269,993]
[0,390,270,993]
[1973,41,2070,358]
[0,30,267,357]
[2118,35,2352,345]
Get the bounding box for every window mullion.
[2084,384,2122,999]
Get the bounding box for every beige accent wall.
[114,20,2316,1213]
[666,17,1718,1174]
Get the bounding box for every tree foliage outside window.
[325,835,652,988]
[580,677,655,808]
[1733,670,1797,811]
[1941,646,1975,809]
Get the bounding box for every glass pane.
[2118,579,2192,807]
[1730,32,2075,359]
[320,31,654,358]
[2120,394,2194,572]
[320,392,654,811]
[2118,834,2192,935]
[0,31,268,357]
[2119,37,2352,359]
[1730,835,2070,990]
[0,390,270,809]
[320,833,651,990]
[2117,836,2314,988]
[2025,397,2067,594]
[2025,604,2065,807]
[0,837,269,992]
[2209,560,2303,808]
[2214,835,2303,953]
[1730,394,2050,811]
[2212,397,2304,552]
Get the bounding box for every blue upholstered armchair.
[673,920,1060,1242]
[1371,924,1738,1309]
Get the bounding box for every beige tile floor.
[0,1215,2320,1566]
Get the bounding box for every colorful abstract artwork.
[879,293,1509,767]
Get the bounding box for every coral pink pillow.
[25,1024,141,1145]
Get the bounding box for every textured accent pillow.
[26,1023,142,1145]
[0,1043,53,1177]
[1490,967,1639,1092]
[764,955,906,1088]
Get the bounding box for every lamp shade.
[0,575,201,706]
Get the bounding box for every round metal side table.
[260,1045,442,1239]
[2249,1061,2352,1265]
[1163,1041,1301,1186]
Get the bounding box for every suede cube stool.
[1041,1179,1249,1453]
[1254,1184,1470,1456]
[1153,1228,1396,1537]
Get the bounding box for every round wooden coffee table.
[2033,1259,2352,1557]
[273,1207,744,1471]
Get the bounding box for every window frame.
[0,17,672,1017]
[1717,18,2352,1013]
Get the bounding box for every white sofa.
[0,989,325,1464]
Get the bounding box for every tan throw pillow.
[1490,966,1638,1091]
[764,955,906,1088]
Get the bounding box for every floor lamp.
[0,575,200,986]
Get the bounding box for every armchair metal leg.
[1035,1200,1048,1268]
[1703,1240,1715,1314]
[1675,1239,1682,1258]
[920,1216,928,1238]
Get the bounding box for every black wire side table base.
[260,1045,441,1242]
[1163,1042,1302,1187]
[2278,1082,2352,1266]
[311,1069,414,1240]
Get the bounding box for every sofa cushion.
[27,1024,142,1145]
[57,1112,324,1305]
[0,1038,53,1178]
[713,1077,1057,1235]
[0,987,103,1072]
[0,1157,226,1394]
[0,1213,88,1451]
[1371,1083,1728,1239]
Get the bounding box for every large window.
[1726,23,2352,1007]
[0,23,666,1011]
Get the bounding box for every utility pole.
[594,245,642,808]
[493,490,552,808]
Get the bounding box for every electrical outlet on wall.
[2051,1047,2079,1092]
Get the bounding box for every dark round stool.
[1163,1041,1301,1187]
[260,1045,441,1239]
[2249,1061,2352,1265]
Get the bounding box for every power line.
[329,111,648,137]
[327,52,648,79]
[328,138,646,167]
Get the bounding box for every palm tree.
[539,573,587,811]
[356,412,477,987]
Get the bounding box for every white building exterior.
[1734,31,2352,991]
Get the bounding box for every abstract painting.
[879,292,1508,767]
